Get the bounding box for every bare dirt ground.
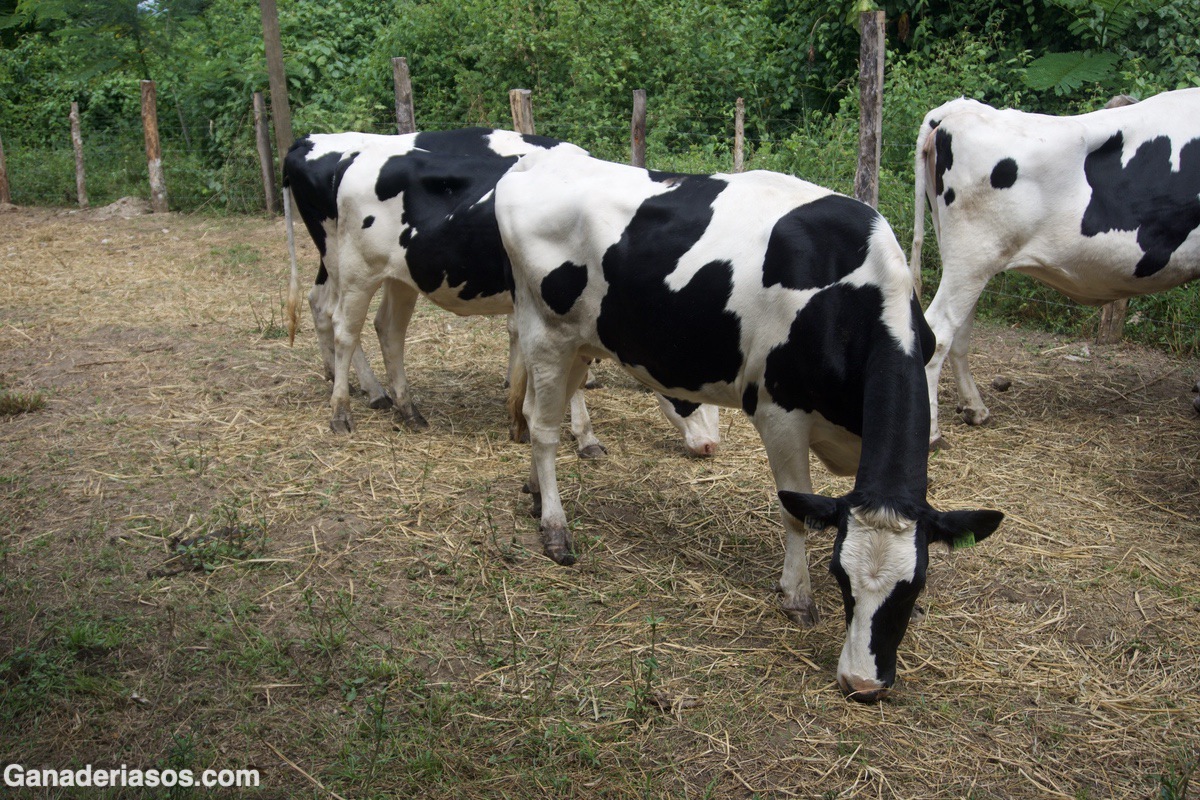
[1,205,1198,799]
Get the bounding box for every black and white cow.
[911,88,1200,445]
[496,149,1004,701]
[282,128,720,455]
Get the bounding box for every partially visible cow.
[497,149,1003,702]
[282,129,721,455]
[911,89,1200,445]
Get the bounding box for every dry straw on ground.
[1,206,1198,798]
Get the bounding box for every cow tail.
[909,122,932,298]
[283,185,300,346]
[507,339,529,444]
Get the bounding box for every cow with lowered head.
[911,88,1200,446]
[497,149,1004,701]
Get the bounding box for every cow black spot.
[763,283,881,435]
[286,140,351,260]
[595,176,743,392]
[764,281,932,498]
[1082,131,1200,278]
[362,215,375,229]
[934,128,954,198]
[741,382,758,417]
[667,397,701,418]
[944,188,956,206]
[762,195,876,291]
[541,261,589,315]
[990,158,1018,189]
[373,152,519,298]
[413,128,564,158]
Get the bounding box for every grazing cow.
[497,149,1003,701]
[287,129,721,455]
[911,88,1200,445]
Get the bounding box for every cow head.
[779,491,1003,702]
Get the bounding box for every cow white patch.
[836,508,918,685]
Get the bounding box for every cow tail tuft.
[909,122,933,297]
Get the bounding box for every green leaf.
[1022,50,1120,95]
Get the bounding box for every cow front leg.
[948,307,989,426]
[752,405,818,626]
[568,356,607,458]
[375,280,427,428]
[778,523,819,627]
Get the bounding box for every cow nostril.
[838,674,891,704]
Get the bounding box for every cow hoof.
[330,414,353,434]
[541,526,575,566]
[779,594,819,628]
[1193,395,1200,414]
[577,443,608,459]
[369,394,395,410]
[960,407,990,426]
[399,408,429,431]
[928,435,948,451]
[910,603,926,622]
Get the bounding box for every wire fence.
[3,96,1197,358]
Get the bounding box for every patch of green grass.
[0,388,46,416]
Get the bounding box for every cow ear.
[778,491,841,530]
[925,508,1004,549]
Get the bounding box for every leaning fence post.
[1095,93,1138,345]
[393,57,416,134]
[0,134,9,205]
[70,102,88,209]
[509,89,535,135]
[733,97,745,173]
[853,10,885,208]
[253,92,277,215]
[140,80,168,213]
[630,89,647,168]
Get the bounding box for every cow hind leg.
[375,280,427,428]
[310,277,391,408]
[923,269,992,448]
[751,404,819,627]
[524,352,591,566]
[949,308,989,427]
[329,280,379,434]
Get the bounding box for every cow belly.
[423,284,513,316]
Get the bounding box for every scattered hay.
[0,207,1198,798]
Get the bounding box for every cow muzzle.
[838,672,891,704]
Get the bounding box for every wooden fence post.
[1097,299,1129,344]
[253,92,277,215]
[393,57,416,134]
[70,102,88,209]
[0,133,9,205]
[259,0,294,180]
[140,80,169,213]
[733,97,745,173]
[1095,93,1138,345]
[630,89,647,168]
[853,10,885,208]
[509,89,535,135]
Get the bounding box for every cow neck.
[851,342,930,508]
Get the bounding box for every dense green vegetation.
[1,0,1197,352]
